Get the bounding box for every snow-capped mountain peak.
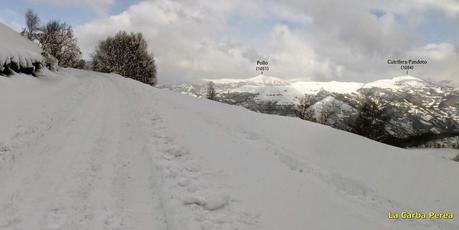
[363,75,426,90]
[204,74,429,93]
[246,75,287,85]
[205,74,287,86]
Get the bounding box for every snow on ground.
[0,23,43,71]
[0,69,458,230]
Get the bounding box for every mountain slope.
[164,75,459,147]
[0,69,458,229]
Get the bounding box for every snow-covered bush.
[41,51,58,71]
[0,22,43,76]
[92,31,157,86]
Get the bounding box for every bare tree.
[38,21,82,68]
[92,31,157,86]
[317,105,332,125]
[21,9,41,41]
[353,96,387,141]
[206,81,217,100]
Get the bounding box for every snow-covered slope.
[0,69,458,230]
[0,23,43,72]
[363,76,427,90]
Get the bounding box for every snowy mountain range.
[163,75,459,147]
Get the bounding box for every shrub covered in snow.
[41,51,58,71]
[92,31,157,86]
[0,22,43,75]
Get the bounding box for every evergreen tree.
[206,81,217,100]
[92,31,157,86]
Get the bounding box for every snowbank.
[0,23,43,73]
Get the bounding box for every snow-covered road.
[0,69,458,230]
[0,70,168,229]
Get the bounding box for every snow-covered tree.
[39,21,82,68]
[295,94,314,120]
[316,103,334,125]
[206,81,217,100]
[92,31,157,86]
[21,9,41,41]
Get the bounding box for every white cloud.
[75,0,459,85]
[76,0,254,83]
[406,43,459,84]
[27,0,115,15]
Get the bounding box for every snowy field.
[0,69,458,230]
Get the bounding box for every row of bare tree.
[22,10,84,69]
[295,93,388,141]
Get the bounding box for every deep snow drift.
[0,69,458,230]
[0,22,43,72]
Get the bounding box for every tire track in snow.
[105,76,169,230]
[0,74,103,229]
[0,76,120,229]
[0,72,94,171]
[0,73,169,230]
[122,84,260,230]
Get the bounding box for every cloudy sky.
[1,0,458,84]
